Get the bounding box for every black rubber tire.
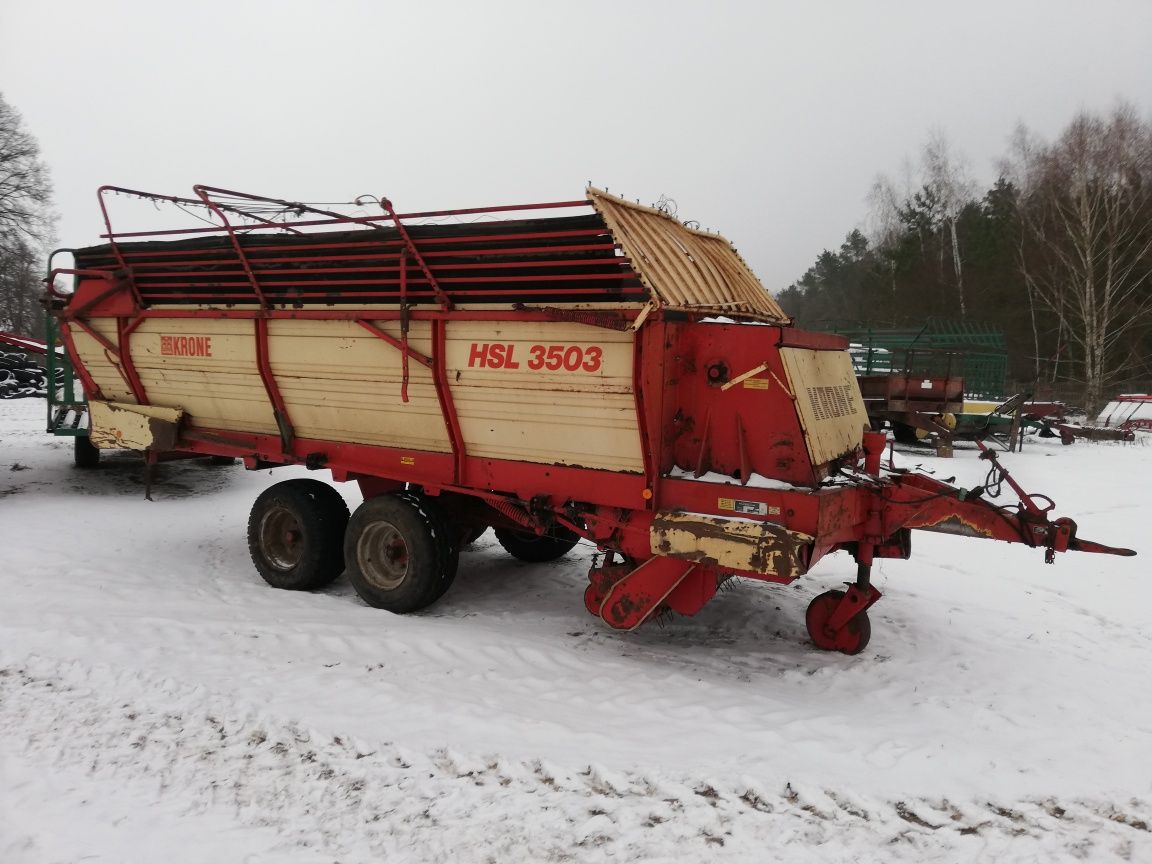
[396,492,460,604]
[891,422,919,445]
[247,480,346,591]
[284,478,351,540]
[494,526,580,563]
[74,435,101,469]
[460,522,488,546]
[345,494,455,613]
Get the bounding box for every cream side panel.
[267,319,450,452]
[779,347,868,466]
[129,319,278,434]
[445,321,643,472]
[69,319,135,403]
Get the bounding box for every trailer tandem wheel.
[494,526,580,563]
[345,494,456,613]
[74,435,100,469]
[247,479,348,591]
[394,491,460,604]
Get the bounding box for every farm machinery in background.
[42,184,1135,655]
[1083,395,1152,440]
[834,320,1014,452]
[832,321,1139,450]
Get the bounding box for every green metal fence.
[823,318,1008,400]
[45,312,88,437]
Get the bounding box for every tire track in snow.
[2,657,1148,863]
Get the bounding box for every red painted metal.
[95,188,140,308]
[66,317,140,401]
[806,590,872,654]
[777,330,848,351]
[824,584,883,635]
[116,317,150,405]
[597,557,698,630]
[56,322,104,401]
[254,317,294,452]
[355,319,434,369]
[431,318,467,483]
[68,317,119,358]
[56,184,1138,657]
[0,332,49,354]
[192,187,268,307]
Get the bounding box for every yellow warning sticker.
[400,456,415,465]
[743,378,771,390]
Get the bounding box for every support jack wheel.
[806,589,872,654]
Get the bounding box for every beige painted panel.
[651,511,813,577]
[89,400,183,451]
[779,347,868,467]
[129,318,278,434]
[445,320,643,472]
[68,319,135,403]
[267,319,450,451]
[587,188,789,322]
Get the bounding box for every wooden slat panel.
[587,188,789,321]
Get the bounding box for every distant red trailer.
[0,332,50,354]
[1097,395,1152,433]
[46,184,1136,655]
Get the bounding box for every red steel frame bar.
[95,193,143,309]
[354,319,434,369]
[116,317,150,405]
[431,318,467,483]
[66,318,138,401]
[399,253,410,402]
[122,257,632,280]
[56,322,104,401]
[99,308,642,325]
[99,185,305,235]
[98,190,592,241]
[254,317,294,453]
[108,241,622,265]
[192,187,269,307]
[379,197,450,311]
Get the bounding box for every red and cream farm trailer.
[48,185,1135,653]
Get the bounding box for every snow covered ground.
[1,397,1150,863]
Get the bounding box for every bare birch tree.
[0,92,55,336]
[1011,105,1152,412]
[920,130,976,318]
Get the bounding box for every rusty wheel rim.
[358,520,409,591]
[260,506,303,571]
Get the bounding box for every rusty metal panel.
[650,511,812,577]
[779,347,869,468]
[88,400,183,451]
[587,188,789,322]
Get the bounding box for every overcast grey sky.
[2,0,1150,290]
